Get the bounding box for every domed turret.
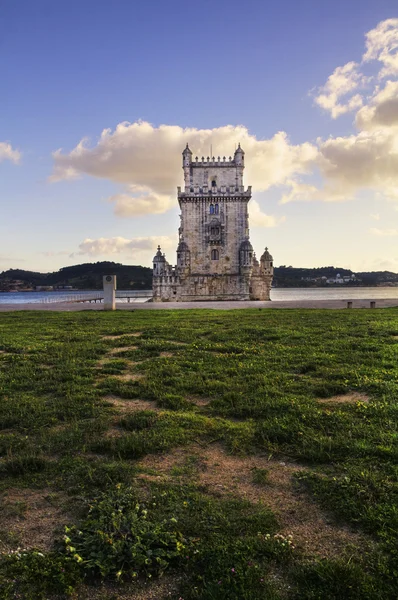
[234,143,245,166]
[153,245,166,276]
[260,247,273,272]
[182,143,192,166]
[260,247,273,262]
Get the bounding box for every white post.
[103,275,116,310]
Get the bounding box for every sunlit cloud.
[76,235,176,258]
[369,227,398,236]
[51,122,316,220]
[0,142,21,164]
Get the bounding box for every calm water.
[0,287,397,304]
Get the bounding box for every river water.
[0,287,397,305]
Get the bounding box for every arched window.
[212,180,216,187]
[211,249,219,260]
[214,204,219,214]
[210,204,215,214]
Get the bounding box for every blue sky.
[1,0,398,273]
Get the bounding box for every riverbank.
[1,298,398,311]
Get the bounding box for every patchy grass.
[0,308,397,598]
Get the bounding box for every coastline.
[1,298,397,311]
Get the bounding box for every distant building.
[152,145,274,301]
[326,273,356,284]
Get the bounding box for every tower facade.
[152,144,274,301]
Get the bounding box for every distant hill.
[1,262,397,292]
[0,262,153,291]
[273,266,398,287]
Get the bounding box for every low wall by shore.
[0,299,397,312]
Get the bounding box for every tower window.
[211,249,219,260]
[212,180,216,187]
[210,204,214,214]
[214,204,219,214]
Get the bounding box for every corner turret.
[182,143,192,166]
[234,143,245,166]
[260,247,274,276]
[153,245,166,277]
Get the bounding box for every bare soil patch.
[0,489,69,552]
[109,346,138,355]
[186,396,211,407]
[138,445,369,559]
[317,392,370,405]
[102,332,143,340]
[114,373,144,382]
[103,396,159,413]
[75,574,182,599]
[159,352,174,358]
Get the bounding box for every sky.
[1,0,398,273]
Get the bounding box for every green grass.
[0,308,397,598]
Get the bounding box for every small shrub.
[0,455,47,477]
[118,410,157,431]
[252,467,269,486]
[62,484,185,580]
[157,393,191,411]
[0,549,81,599]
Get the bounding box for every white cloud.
[314,19,398,119]
[51,122,316,218]
[314,62,366,119]
[0,142,21,164]
[249,200,285,227]
[108,185,175,217]
[363,18,398,78]
[76,235,176,257]
[370,213,380,220]
[305,20,398,205]
[280,178,348,204]
[317,129,398,200]
[369,227,398,236]
[355,80,398,130]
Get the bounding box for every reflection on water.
[0,287,397,304]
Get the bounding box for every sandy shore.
[1,299,397,311]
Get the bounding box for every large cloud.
[51,122,316,221]
[0,142,21,164]
[76,235,175,257]
[249,200,286,227]
[355,80,398,130]
[279,19,398,205]
[314,19,398,119]
[314,62,365,119]
[363,18,398,78]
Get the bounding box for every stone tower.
[152,144,274,301]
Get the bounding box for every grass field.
[0,308,397,599]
